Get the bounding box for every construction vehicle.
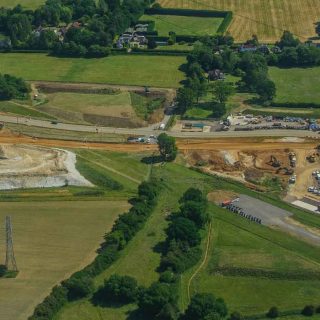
[307,154,316,163]
[289,152,296,167]
[276,167,294,175]
[289,174,296,184]
[269,155,281,167]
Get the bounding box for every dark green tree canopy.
[181,293,228,320]
[158,133,178,162]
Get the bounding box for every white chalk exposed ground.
[0,144,92,190]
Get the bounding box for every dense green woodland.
[0,0,154,57]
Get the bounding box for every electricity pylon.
[5,216,18,272]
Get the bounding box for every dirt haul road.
[0,132,318,153]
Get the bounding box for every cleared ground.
[0,0,43,9]
[158,0,320,42]
[0,144,92,190]
[140,14,223,36]
[270,67,320,104]
[0,53,185,88]
[0,200,128,320]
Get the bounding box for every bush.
[63,273,94,300]
[302,305,315,317]
[96,274,139,304]
[266,306,279,318]
[0,73,30,100]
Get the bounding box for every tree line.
[28,179,161,320]
[92,187,229,320]
[0,0,154,57]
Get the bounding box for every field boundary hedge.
[211,266,320,281]
[29,179,161,320]
[271,102,320,108]
[143,7,233,39]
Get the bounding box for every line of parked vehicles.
[307,170,320,195]
[221,199,262,224]
[127,135,158,144]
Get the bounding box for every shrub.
[182,293,228,320]
[97,274,139,304]
[63,274,94,300]
[266,306,279,318]
[316,305,320,313]
[302,305,315,317]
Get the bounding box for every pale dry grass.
[158,0,320,42]
[0,200,128,320]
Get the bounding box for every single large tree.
[181,293,228,320]
[212,81,234,103]
[158,133,177,162]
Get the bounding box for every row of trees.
[0,0,154,56]
[29,179,161,320]
[160,188,210,273]
[92,188,228,320]
[0,73,30,100]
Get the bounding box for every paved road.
[232,195,320,246]
[1,114,320,139]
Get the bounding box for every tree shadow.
[141,155,163,164]
[91,289,129,308]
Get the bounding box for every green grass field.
[0,200,127,320]
[0,0,43,9]
[188,207,320,315]
[56,162,320,319]
[140,14,223,36]
[270,67,320,104]
[0,100,55,119]
[0,53,185,88]
[158,0,320,42]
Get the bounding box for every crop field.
[38,91,147,127]
[0,0,43,9]
[157,0,320,42]
[270,67,320,104]
[0,53,185,88]
[140,14,223,36]
[190,208,320,314]
[0,200,128,320]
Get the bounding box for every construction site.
[181,138,320,213]
[0,144,92,190]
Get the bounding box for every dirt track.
[0,132,317,153]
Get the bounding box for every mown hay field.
[0,200,128,320]
[0,0,43,9]
[0,53,185,88]
[157,0,320,42]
